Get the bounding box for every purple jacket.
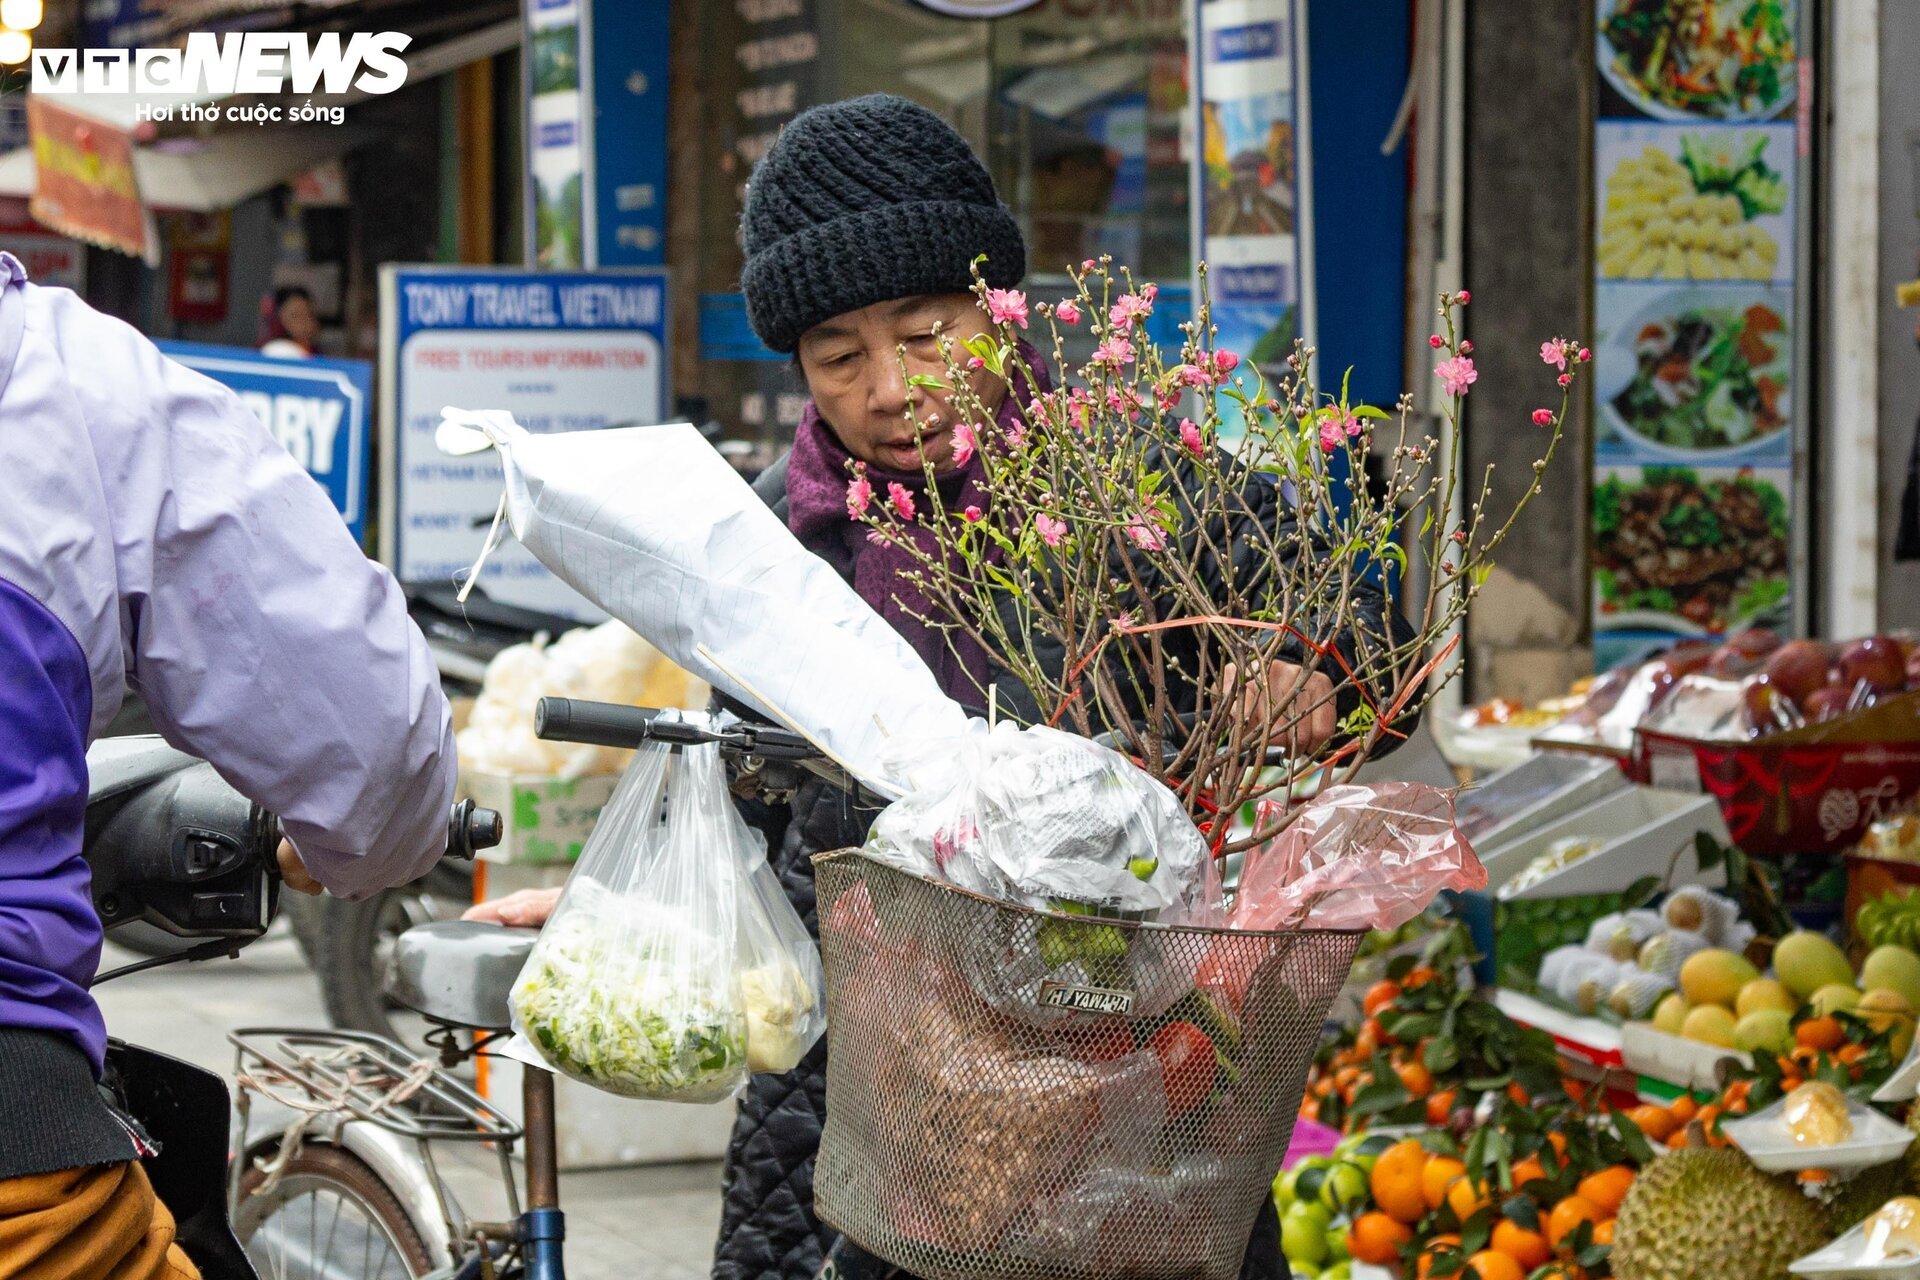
[0,253,456,1072]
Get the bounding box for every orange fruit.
[1404,966,1441,988]
[1563,1077,1588,1103]
[1353,1026,1380,1059]
[1447,1174,1489,1221]
[1464,1249,1526,1280]
[1506,1081,1531,1106]
[1798,1016,1846,1052]
[1668,1094,1699,1124]
[1509,1156,1547,1188]
[1397,1061,1435,1098]
[1799,1168,1831,1184]
[1666,1128,1689,1149]
[1696,1104,1722,1135]
[1417,1234,1463,1280]
[1545,1131,1569,1159]
[1546,1195,1603,1248]
[1366,1015,1396,1046]
[1592,1218,1615,1246]
[1428,1087,1459,1125]
[1724,1080,1753,1108]
[1423,1156,1467,1210]
[1347,1211,1415,1265]
[1371,1139,1432,1225]
[1490,1219,1552,1269]
[1536,1266,1588,1280]
[1624,1104,1676,1142]
[1364,980,1403,1017]
[1838,1043,1869,1066]
[1576,1166,1634,1216]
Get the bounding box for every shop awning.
[0,125,368,212]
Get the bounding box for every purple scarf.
[786,354,1050,705]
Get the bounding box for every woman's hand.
[277,838,323,895]
[463,887,564,928]
[1222,660,1338,757]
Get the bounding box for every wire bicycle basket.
[812,850,1364,1280]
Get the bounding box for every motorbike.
[82,734,502,1280]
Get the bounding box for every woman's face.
[796,294,1008,475]
[278,294,318,346]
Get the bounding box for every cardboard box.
[463,770,618,866]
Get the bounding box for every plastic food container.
[1872,1038,1920,1104]
[1478,786,1733,898]
[1724,1095,1915,1174]
[1453,752,1629,852]
[1791,1219,1920,1279]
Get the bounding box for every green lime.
[1318,1162,1369,1214]
[1281,1203,1332,1267]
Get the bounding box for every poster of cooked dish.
[1596,125,1793,282]
[1593,283,1791,461]
[1597,0,1797,122]
[1589,0,1806,669]
[1592,464,1791,635]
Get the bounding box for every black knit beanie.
[740,94,1027,354]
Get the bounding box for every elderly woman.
[472,93,1414,1280]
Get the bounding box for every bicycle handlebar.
[534,698,821,761]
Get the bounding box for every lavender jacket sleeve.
[2,257,455,901]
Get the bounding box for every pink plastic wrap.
[1227,783,1485,932]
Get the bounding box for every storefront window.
[679,0,1191,462]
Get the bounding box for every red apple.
[1727,627,1784,658]
[1764,639,1833,704]
[1838,636,1907,694]
[1741,675,1803,737]
[1802,685,1852,724]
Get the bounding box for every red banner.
[27,97,155,264]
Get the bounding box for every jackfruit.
[1610,1147,1829,1280]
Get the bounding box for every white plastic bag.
[863,721,1223,925]
[509,738,825,1100]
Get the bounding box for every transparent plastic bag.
[1227,784,1484,931]
[864,721,1223,925]
[509,738,824,1100]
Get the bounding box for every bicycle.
[223,698,834,1280]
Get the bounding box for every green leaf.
[906,373,948,392]
[1502,1197,1541,1231]
[1610,1107,1658,1164]
[1622,876,1663,910]
[1694,832,1726,872]
[1352,405,1391,420]
[1424,1036,1460,1074]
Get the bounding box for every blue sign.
[585,0,671,267]
[378,265,669,618]
[156,340,372,542]
[1211,21,1286,63]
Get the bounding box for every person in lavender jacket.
[0,252,457,1279]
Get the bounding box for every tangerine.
[1668,1094,1699,1124]
[1347,1211,1415,1265]
[1509,1156,1548,1189]
[1624,1104,1677,1141]
[1423,1156,1467,1210]
[1364,981,1403,1017]
[1575,1166,1634,1216]
[1464,1249,1526,1280]
[1506,1081,1531,1106]
[1404,966,1441,988]
[1592,1218,1615,1246]
[1546,1195,1602,1248]
[1490,1219,1552,1269]
[1417,1234,1463,1280]
[1370,1139,1431,1225]
[1428,1087,1459,1125]
[1447,1175,1489,1221]
[1797,1016,1846,1052]
[1397,1060,1435,1098]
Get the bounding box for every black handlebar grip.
[445,798,504,860]
[534,697,677,750]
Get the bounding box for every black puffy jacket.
[711,449,1416,1280]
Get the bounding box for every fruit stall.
[1283,628,1920,1280]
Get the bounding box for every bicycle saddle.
[385,920,536,1031]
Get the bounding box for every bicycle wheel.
[233,1144,436,1280]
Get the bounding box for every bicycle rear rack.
[230,1026,522,1145]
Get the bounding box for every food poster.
[1590,0,1805,670]
[1191,0,1311,441]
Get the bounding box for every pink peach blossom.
[984,288,1029,329]
[887,482,916,521]
[1035,513,1067,546]
[1434,355,1478,398]
[1531,408,1554,426]
[845,470,872,518]
[1055,300,1081,325]
[1179,419,1205,457]
[951,421,978,467]
[1092,335,1135,368]
[1124,519,1167,551]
